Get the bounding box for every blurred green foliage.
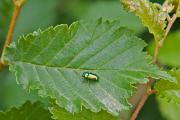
[148,31,180,67]
[0,0,13,48]
[0,101,52,120]
[158,98,180,120]
[0,68,45,110]
[12,0,59,41]
[56,0,145,34]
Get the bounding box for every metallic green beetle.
[82,72,99,81]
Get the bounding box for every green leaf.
[148,31,180,67]
[50,105,119,120]
[155,69,180,104]
[3,19,174,116]
[0,101,52,120]
[157,98,180,120]
[120,0,166,41]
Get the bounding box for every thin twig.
[130,13,177,120]
[154,14,177,64]
[0,0,25,66]
[159,14,177,47]
[130,89,156,120]
[0,62,4,70]
[130,80,156,120]
[130,90,148,120]
[153,41,161,64]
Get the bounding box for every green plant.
[0,0,179,120]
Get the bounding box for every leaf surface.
[120,0,166,41]
[3,19,174,115]
[0,101,51,120]
[50,105,119,120]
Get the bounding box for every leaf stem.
[153,41,161,64]
[0,62,4,70]
[130,80,157,120]
[0,0,25,65]
[130,87,156,120]
[159,14,177,47]
[154,14,177,63]
[130,13,177,120]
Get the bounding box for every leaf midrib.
[12,61,155,75]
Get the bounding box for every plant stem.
[159,14,177,47]
[130,13,177,120]
[0,0,25,65]
[153,41,161,64]
[0,62,4,70]
[154,14,177,64]
[130,88,156,120]
[130,91,148,120]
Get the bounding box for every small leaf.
[120,0,166,41]
[155,69,180,104]
[165,0,180,17]
[50,105,119,120]
[0,101,52,120]
[3,19,174,116]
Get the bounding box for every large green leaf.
[120,0,166,41]
[155,69,180,104]
[148,31,180,67]
[50,105,119,120]
[3,19,174,116]
[0,101,52,120]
